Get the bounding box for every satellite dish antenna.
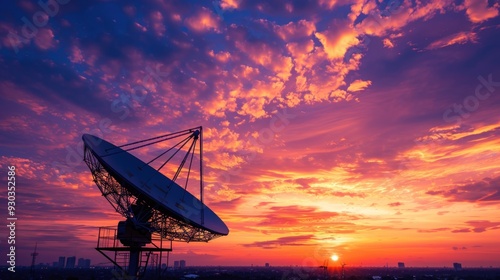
[82,127,228,279]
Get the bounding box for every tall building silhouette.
[78,258,85,268]
[66,256,76,269]
[58,257,65,268]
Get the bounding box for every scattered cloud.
[388,202,403,207]
[466,220,500,233]
[426,31,478,50]
[347,79,372,92]
[383,38,394,48]
[418,228,450,233]
[315,20,359,61]
[426,176,500,203]
[185,7,220,32]
[463,0,499,23]
[452,228,471,233]
[242,234,315,249]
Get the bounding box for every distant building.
[453,263,462,270]
[37,263,50,268]
[58,257,65,268]
[75,258,91,268]
[53,262,58,267]
[66,256,76,269]
[174,261,179,269]
[265,263,270,267]
[398,262,405,269]
[180,260,186,269]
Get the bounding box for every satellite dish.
[82,127,228,279]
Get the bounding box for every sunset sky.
[1,0,500,268]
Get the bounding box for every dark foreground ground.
[1,266,500,280]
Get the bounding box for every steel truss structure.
[95,226,171,279]
[83,127,224,279]
[84,144,221,242]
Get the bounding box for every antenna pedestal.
[117,220,153,278]
[128,246,141,279]
[117,220,152,247]
[95,226,172,280]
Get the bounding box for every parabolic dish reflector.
[82,133,229,240]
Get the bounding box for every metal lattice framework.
[83,128,222,243]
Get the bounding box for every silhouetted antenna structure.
[82,126,228,280]
[341,262,347,280]
[319,259,329,274]
[30,243,38,277]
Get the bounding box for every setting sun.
[331,254,339,262]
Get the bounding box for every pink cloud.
[286,39,315,69]
[426,31,478,50]
[221,0,240,9]
[238,97,268,119]
[185,8,220,32]
[347,79,372,92]
[383,38,394,48]
[209,50,231,63]
[274,20,316,41]
[210,197,244,211]
[418,227,450,233]
[356,1,453,37]
[149,11,167,36]
[35,28,58,50]
[304,55,362,103]
[0,23,28,51]
[315,20,359,61]
[257,205,342,228]
[318,0,354,10]
[242,234,315,249]
[466,220,500,233]
[426,176,500,203]
[388,202,403,207]
[235,39,293,81]
[452,228,471,233]
[464,0,499,23]
[69,44,84,63]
